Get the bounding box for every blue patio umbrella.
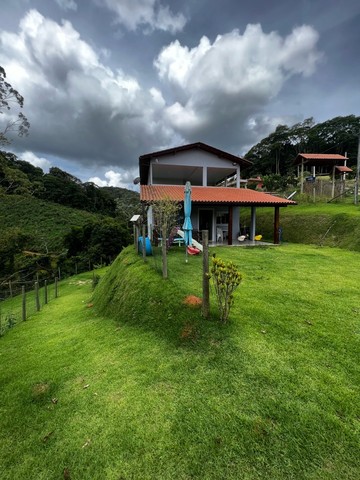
[183,181,193,248]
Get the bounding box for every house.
[139,142,296,245]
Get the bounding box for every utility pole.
[355,134,360,205]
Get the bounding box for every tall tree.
[244,115,360,176]
[0,66,30,145]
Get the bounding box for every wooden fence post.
[202,230,210,318]
[162,224,168,279]
[44,280,48,305]
[142,224,146,261]
[55,277,58,298]
[35,281,40,312]
[22,286,26,322]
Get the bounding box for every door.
[199,209,213,241]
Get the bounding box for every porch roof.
[140,185,296,206]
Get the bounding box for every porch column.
[232,206,240,243]
[274,206,280,244]
[149,162,153,184]
[250,206,256,241]
[236,165,240,188]
[228,206,233,245]
[202,166,208,186]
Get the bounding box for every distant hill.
[0,150,140,216]
[0,195,99,253]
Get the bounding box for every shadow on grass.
[91,246,239,353]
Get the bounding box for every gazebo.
[294,153,352,196]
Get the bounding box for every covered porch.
[141,185,296,246]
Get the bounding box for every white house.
[139,142,296,245]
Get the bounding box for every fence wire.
[0,278,60,337]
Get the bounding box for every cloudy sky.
[1,0,359,188]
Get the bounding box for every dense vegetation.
[0,150,139,216]
[0,245,358,479]
[244,115,360,177]
[0,152,140,285]
[241,202,360,252]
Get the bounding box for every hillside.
[1,245,358,479]
[0,195,99,252]
[0,194,132,287]
[241,201,360,251]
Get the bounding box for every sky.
[1,0,359,189]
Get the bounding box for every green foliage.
[0,227,33,276]
[152,196,181,237]
[64,218,131,267]
[114,190,141,224]
[0,153,130,216]
[245,115,360,177]
[210,255,242,322]
[242,202,360,251]
[0,65,30,145]
[262,173,297,192]
[0,151,33,195]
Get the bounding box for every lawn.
[0,244,359,479]
[240,201,360,251]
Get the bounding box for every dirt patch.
[183,295,202,306]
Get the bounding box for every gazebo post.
[274,207,280,244]
[300,160,304,194]
[331,165,336,198]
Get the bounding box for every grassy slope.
[0,195,99,251]
[242,201,360,251]
[0,245,359,479]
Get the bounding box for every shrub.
[210,256,242,323]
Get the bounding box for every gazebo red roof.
[141,185,296,206]
[335,165,352,173]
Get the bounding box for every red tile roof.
[335,165,353,172]
[294,153,348,165]
[141,185,296,206]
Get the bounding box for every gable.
[139,142,252,185]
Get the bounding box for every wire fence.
[0,278,60,337]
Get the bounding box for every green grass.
[241,202,360,251]
[0,195,99,251]
[0,246,359,479]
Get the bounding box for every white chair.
[216,227,224,243]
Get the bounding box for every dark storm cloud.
[0,0,359,186]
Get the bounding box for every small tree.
[152,197,180,278]
[210,255,242,323]
[152,197,181,246]
[0,66,30,145]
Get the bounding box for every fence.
[0,278,60,337]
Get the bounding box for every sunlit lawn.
[0,245,359,479]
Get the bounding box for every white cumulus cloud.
[0,9,174,170]
[155,24,322,147]
[89,169,137,189]
[20,150,52,172]
[94,0,186,33]
[55,0,78,11]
